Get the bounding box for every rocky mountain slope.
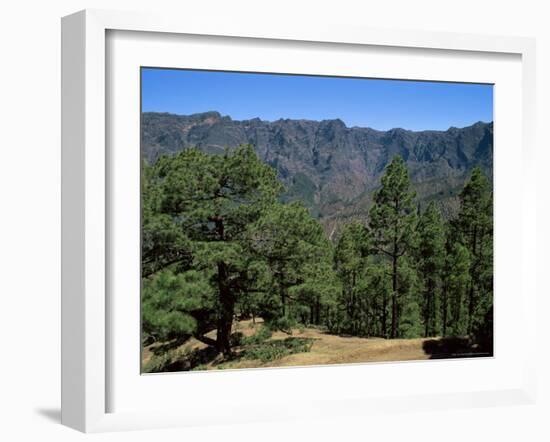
[141,111,493,236]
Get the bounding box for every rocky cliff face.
[141,111,493,235]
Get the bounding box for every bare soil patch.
[142,319,485,372]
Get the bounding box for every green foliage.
[241,337,314,362]
[399,300,423,339]
[242,326,273,345]
[332,222,376,336]
[369,155,417,256]
[141,269,213,342]
[471,305,493,355]
[142,347,189,373]
[141,161,192,277]
[264,316,298,334]
[441,241,470,336]
[142,145,338,357]
[144,144,285,355]
[369,155,417,338]
[250,201,335,325]
[456,167,493,334]
[334,221,370,277]
[142,148,493,368]
[152,144,282,235]
[416,202,445,336]
[416,202,445,276]
[327,159,491,342]
[362,263,392,337]
[289,258,340,328]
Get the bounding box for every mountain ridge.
[141,111,493,235]
[143,110,491,133]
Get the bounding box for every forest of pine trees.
[141,145,493,362]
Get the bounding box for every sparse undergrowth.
[232,324,314,364]
[143,325,315,372]
[142,347,188,373]
[143,320,489,373]
[240,325,272,345]
[240,337,314,363]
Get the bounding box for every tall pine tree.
[146,145,282,355]
[441,239,470,336]
[456,167,492,334]
[369,155,417,338]
[334,221,371,335]
[416,202,445,337]
[250,201,330,329]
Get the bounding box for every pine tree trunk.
[391,253,398,339]
[213,218,233,356]
[216,261,235,356]
[424,287,430,338]
[425,279,435,337]
[316,296,321,325]
[467,226,478,335]
[382,291,387,338]
[467,282,475,335]
[279,272,287,317]
[442,283,448,337]
[424,292,430,338]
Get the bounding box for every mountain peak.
[448,120,493,132]
[190,111,224,121]
[326,118,346,125]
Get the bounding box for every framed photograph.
[61,9,537,432]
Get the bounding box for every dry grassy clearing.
[142,319,484,372]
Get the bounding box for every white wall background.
[0,1,548,441]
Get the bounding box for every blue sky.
[141,68,493,131]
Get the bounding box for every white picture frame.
[61,9,537,433]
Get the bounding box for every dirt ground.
[142,319,484,372]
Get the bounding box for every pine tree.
[141,142,494,366]
[416,202,445,337]
[147,145,282,355]
[456,167,492,334]
[141,161,192,277]
[250,201,330,329]
[369,155,417,338]
[289,260,339,328]
[441,239,470,336]
[397,257,423,339]
[141,269,215,344]
[334,221,371,335]
[363,263,392,337]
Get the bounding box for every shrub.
[242,337,314,363]
[230,331,245,346]
[242,326,272,345]
[265,316,297,334]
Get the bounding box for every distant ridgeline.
[141,111,493,237]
